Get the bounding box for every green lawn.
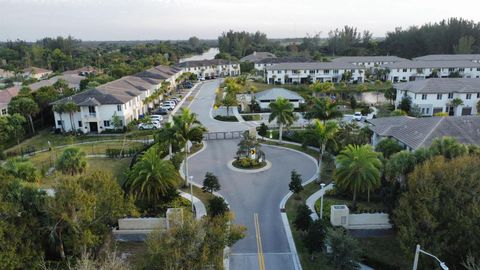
[358,236,410,269]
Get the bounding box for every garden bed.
[232,158,267,169]
[213,115,238,122]
[241,114,262,121]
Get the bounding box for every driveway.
[187,80,318,270]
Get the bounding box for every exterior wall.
[266,68,365,84]
[183,63,240,78]
[350,61,398,69]
[330,205,392,230]
[387,67,480,82]
[0,104,8,116]
[395,89,480,116]
[257,99,304,110]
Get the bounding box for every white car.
[149,115,164,122]
[353,112,363,121]
[138,121,161,130]
[163,100,176,107]
[161,104,174,111]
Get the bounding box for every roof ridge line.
[417,117,445,148]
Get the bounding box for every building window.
[437,94,442,100]
[477,68,480,71]
[324,69,330,74]
[88,106,96,113]
[448,68,454,72]
[104,120,110,127]
[309,70,315,74]
[466,93,472,99]
[459,68,465,72]
[477,93,480,98]
[78,121,82,128]
[117,105,122,111]
[1,108,6,115]
[402,69,407,72]
[57,120,62,126]
[448,93,453,99]
[333,69,339,74]
[422,94,427,100]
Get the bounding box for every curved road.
[187,80,317,270]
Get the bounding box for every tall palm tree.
[56,147,87,176]
[450,98,464,116]
[62,101,80,132]
[305,97,343,123]
[307,120,338,180]
[53,103,65,132]
[334,145,382,209]
[173,108,206,185]
[268,97,295,144]
[155,122,177,157]
[124,148,181,205]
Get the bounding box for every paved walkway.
[179,191,206,220]
[305,183,334,220]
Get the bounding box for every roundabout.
[227,159,272,173]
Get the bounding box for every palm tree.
[334,145,382,209]
[268,97,295,144]
[307,120,338,180]
[62,101,80,132]
[124,148,181,206]
[155,122,177,157]
[305,97,343,123]
[53,103,65,132]
[56,147,87,176]
[450,98,464,116]
[173,108,206,185]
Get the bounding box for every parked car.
[138,121,161,130]
[149,115,164,122]
[171,97,181,103]
[163,101,176,108]
[161,104,174,111]
[154,108,168,115]
[353,112,363,121]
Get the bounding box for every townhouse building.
[413,54,480,62]
[383,60,480,82]
[254,57,314,72]
[331,56,409,69]
[265,62,365,84]
[176,59,240,79]
[240,51,276,63]
[394,78,480,116]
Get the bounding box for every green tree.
[268,97,295,144]
[450,98,464,116]
[334,145,382,208]
[289,169,304,195]
[222,93,237,116]
[429,136,468,159]
[375,138,403,159]
[155,122,177,157]
[384,87,396,104]
[202,172,221,194]
[124,148,181,208]
[56,147,87,176]
[173,108,206,186]
[304,219,327,260]
[111,112,122,130]
[257,122,269,140]
[62,101,80,132]
[53,103,65,132]
[305,97,343,123]
[393,155,480,268]
[306,120,338,180]
[293,204,312,232]
[207,196,229,217]
[0,113,26,146]
[3,158,38,182]
[385,150,417,185]
[398,96,412,113]
[326,228,361,270]
[8,96,39,134]
[454,35,475,54]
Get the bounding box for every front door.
[446,106,455,116]
[89,122,98,132]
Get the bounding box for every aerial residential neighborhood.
[1,1,480,270]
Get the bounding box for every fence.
[203,131,243,140]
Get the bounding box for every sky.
[1,0,480,41]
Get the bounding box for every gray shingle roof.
[255,88,304,101]
[175,59,236,68]
[413,54,480,61]
[255,57,314,64]
[52,88,132,106]
[382,60,480,69]
[331,56,409,63]
[240,52,276,62]
[368,116,480,149]
[394,78,480,94]
[265,62,363,70]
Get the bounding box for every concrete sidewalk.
[305,183,334,220]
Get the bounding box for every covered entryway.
[89,122,98,133]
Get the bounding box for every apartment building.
[383,60,480,82]
[254,57,314,72]
[265,62,365,84]
[176,59,240,79]
[394,78,480,116]
[413,54,480,62]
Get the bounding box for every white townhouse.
[331,56,409,69]
[254,57,314,73]
[176,59,240,79]
[383,60,480,83]
[394,78,480,116]
[265,62,365,84]
[413,54,480,63]
[51,65,181,133]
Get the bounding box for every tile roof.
[255,56,315,64]
[394,78,480,94]
[0,87,21,106]
[413,54,480,61]
[382,60,480,69]
[265,62,363,70]
[331,56,409,63]
[368,116,480,149]
[255,87,304,101]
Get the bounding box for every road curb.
[226,159,272,173]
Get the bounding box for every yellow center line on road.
[254,213,266,270]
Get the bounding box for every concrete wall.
[330,205,392,230]
[118,217,167,230]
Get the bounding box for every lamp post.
[412,244,449,270]
[319,183,326,219]
[189,176,194,213]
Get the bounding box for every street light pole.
[189,176,194,214]
[412,244,449,270]
[319,183,326,219]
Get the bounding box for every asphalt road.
[188,80,318,270]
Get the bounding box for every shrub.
[170,152,184,170]
[214,115,238,122]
